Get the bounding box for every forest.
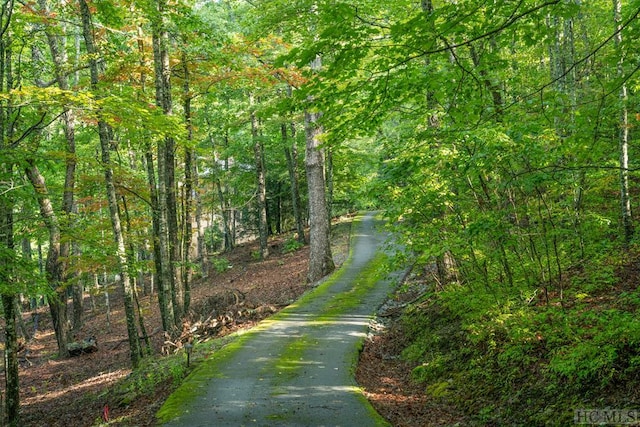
[1,0,640,425]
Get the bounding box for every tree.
[78,0,142,368]
[22,0,84,357]
[150,0,178,331]
[0,13,19,419]
[250,92,269,259]
[304,55,334,282]
[282,118,306,244]
[180,48,195,314]
[614,0,632,244]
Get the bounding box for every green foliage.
[398,270,640,425]
[112,353,191,407]
[212,257,231,273]
[282,237,303,254]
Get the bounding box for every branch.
[514,5,640,105]
[354,6,390,29]
[453,5,640,128]
[117,184,151,208]
[34,64,93,89]
[509,163,640,182]
[413,1,561,58]
[10,111,51,148]
[364,1,561,82]
[0,0,14,40]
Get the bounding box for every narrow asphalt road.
[159,212,402,426]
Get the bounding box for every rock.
[67,337,98,357]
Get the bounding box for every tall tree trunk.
[152,0,181,327]
[1,292,18,427]
[145,149,173,330]
[182,51,193,314]
[250,93,269,259]
[305,108,334,282]
[137,23,173,329]
[25,162,70,358]
[283,122,306,244]
[38,0,81,331]
[305,56,334,282]
[0,10,18,419]
[325,147,334,219]
[194,161,207,274]
[25,0,74,359]
[1,132,18,427]
[78,0,141,368]
[614,0,633,244]
[121,195,152,355]
[216,178,233,251]
[214,131,235,252]
[71,260,83,330]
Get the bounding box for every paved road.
[159,212,401,426]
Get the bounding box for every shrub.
[282,238,304,254]
[212,257,231,273]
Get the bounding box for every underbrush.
[400,252,640,425]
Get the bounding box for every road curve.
[159,212,402,427]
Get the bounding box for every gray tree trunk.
[0,12,18,421]
[250,93,269,259]
[152,0,181,326]
[215,132,235,251]
[78,0,141,368]
[304,55,334,283]
[182,52,193,314]
[283,122,306,244]
[614,0,633,244]
[1,137,18,427]
[194,161,207,274]
[325,147,334,219]
[38,0,82,331]
[1,293,18,427]
[25,162,70,358]
[305,55,334,283]
[145,149,174,330]
[305,108,334,282]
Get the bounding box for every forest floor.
[11,215,435,427]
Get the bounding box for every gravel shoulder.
[158,212,404,426]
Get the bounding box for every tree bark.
[121,195,152,355]
[304,55,334,282]
[25,162,70,358]
[144,149,174,330]
[1,163,18,427]
[182,51,193,314]
[1,294,18,427]
[136,24,174,330]
[305,108,334,282]
[283,122,306,244]
[38,0,81,331]
[0,10,18,420]
[78,0,141,368]
[614,0,633,244]
[194,161,207,274]
[250,93,269,259]
[215,131,235,252]
[325,147,334,219]
[152,0,182,327]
